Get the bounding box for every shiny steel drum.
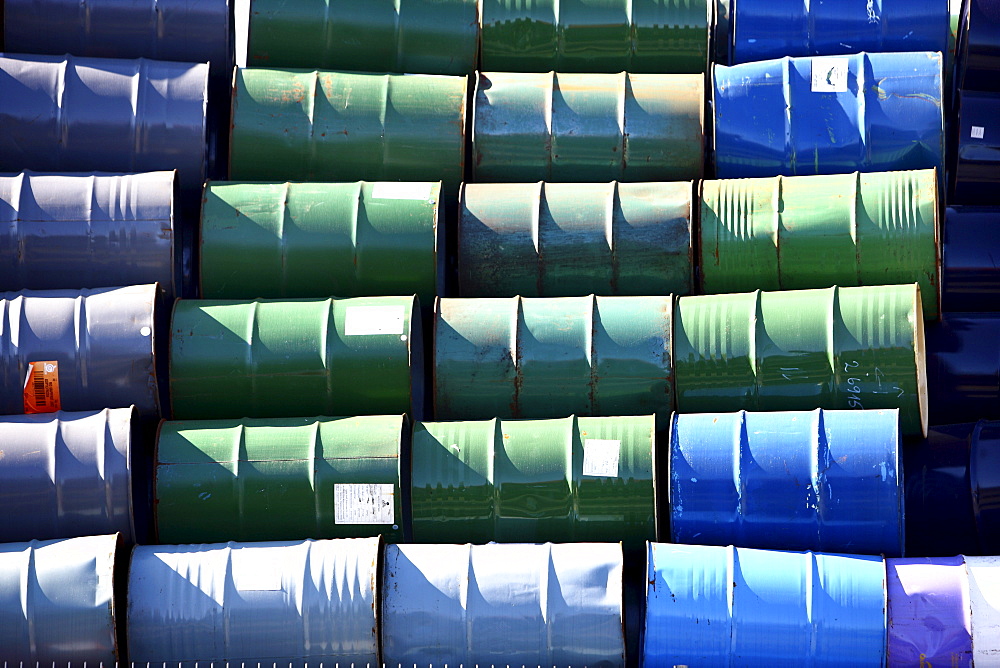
[956,0,1000,93]
[0,285,159,417]
[382,542,624,667]
[247,0,478,75]
[479,0,710,73]
[673,284,928,437]
[967,556,1000,666]
[0,533,120,663]
[458,181,694,297]
[433,295,673,426]
[952,91,1000,204]
[669,409,903,556]
[200,181,444,304]
[0,54,208,197]
[127,537,380,666]
[0,171,178,296]
[643,543,887,666]
[887,557,973,667]
[971,421,1000,553]
[0,408,137,543]
[942,207,1000,312]
[411,415,655,545]
[926,312,1000,425]
[472,72,704,183]
[155,415,406,543]
[729,0,948,65]
[713,52,944,180]
[700,170,940,318]
[170,296,422,420]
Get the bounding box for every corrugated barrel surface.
[941,207,1000,312]
[925,312,1000,425]
[952,91,1000,204]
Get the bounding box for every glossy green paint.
[155,415,406,543]
[673,284,928,436]
[200,181,443,304]
[458,181,693,297]
[247,0,479,75]
[472,71,704,183]
[411,415,655,546]
[433,295,674,427]
[479,0,709,73]
[170,296,423,420]
[700,170,940,318]
[230,69,467,194]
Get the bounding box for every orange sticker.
[23,361,61,414]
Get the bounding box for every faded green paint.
[433,295,674,427]
[170,296,422,420]
[472,71,704,183]
[700,169,940,318]
[480,0,709,73]
[155,415,406,543]
[411,415,655,546]
[200,181,442,304]
[673,284,928,436]
[247,0,479,75]
[458,181,693,297]
[230,69,467,194]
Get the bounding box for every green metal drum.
[155,415,407,543]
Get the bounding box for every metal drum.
[956,0,1000,93]
[952,91,1000,204]
[925,312,1000,425]
[967,556,1000,667]
[942,207,1000,312]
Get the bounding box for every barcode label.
[335,483,395,524]
[583,439,621,477]
[972,126,986,139]
[23,361,60,414]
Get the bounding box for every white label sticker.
[231,549,283,591]
[371,182,434,201]
[972,126,986,139]
[335,483,395,524]
[811,57,849,93]
[344,305,405,336]
[583,439,621,477]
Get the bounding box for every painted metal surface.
[472,71,704,183]
[382,542,624,667]
[170,296,422,420]
[729,0,948,65]
[956,0,1000,93]
[952,91,1000,204]
[967,556,1000,667]
[925,312,1000,425]
[230,69,467,194]
[0,408,137,544]
[201,181,443,304]
[156,415,406,543]
[247,0,478,75]
[0,171,177,296]
[458,181,692,297]
[127,537,380,666]
[411,414,655,545]
[433,295,673,426]
[714,52,944,180]
[643,543,887,666]
[0,54,208,198]
[673,284,928,437]
[669,408,903,556]
[479,0,709,74]
[971,420,1000,554]
[0,533,119,663]
[0,285,159,417]
[887,557,973,667]
[942,207,1000,312]
[700,169,939,318]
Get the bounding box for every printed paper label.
[811,58,849,93]
[23,361,60,414]
[972,126,986,139]
[583,439,621,477]
[335,483,395,524]
[232,549,283,591]
[371,182,434,201]
[344,305,405,336]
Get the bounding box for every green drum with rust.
[155,415,406,543]
[472,71,704,183]
[201,181,443,304]
[700,169,940,318]
[433,295,673,426]
[479,0,709,73]
[411,414,655,546]
[170,296,422,420]
[458,181,693,297]
[673,284,928,436]
[247,0,479,75]
[230,69,466,194]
